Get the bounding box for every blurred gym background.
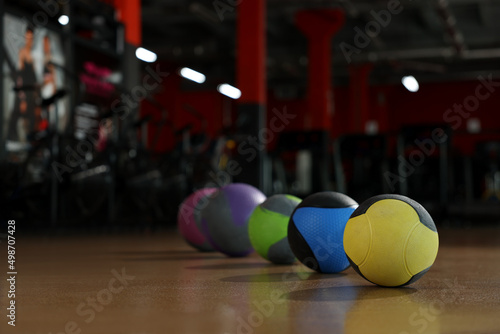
[1,0,500,230]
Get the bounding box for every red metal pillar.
[296,10,345,130]
[113,0,141,46]
[296,10,344,192]
[237,0,266,104]
[111,0,141,223]
[235,0,267,191]
[348,64,373,133]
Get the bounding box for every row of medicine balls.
[177,183,439,287]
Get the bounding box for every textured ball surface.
[248,194,301,264]
[177,188,217,251]
[344,194,439,287]
[201,183,266,257]
[288,192,358,273]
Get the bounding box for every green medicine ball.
[248,194,301,264]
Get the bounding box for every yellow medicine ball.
[343,194,439,287]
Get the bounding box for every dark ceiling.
[142,0,500,90]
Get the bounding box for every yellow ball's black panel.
[349,194,437,232]
[405,222,439,275]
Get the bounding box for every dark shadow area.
[123,255,224,261]
[109,250,206,256]
[285,285,417,302]
[187,262,273,270]
[438,227,500,247]
[220,272,346,283]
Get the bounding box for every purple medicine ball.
[177,188,217,251]
[201,183,266,257]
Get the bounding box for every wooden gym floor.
[1,227,500,334]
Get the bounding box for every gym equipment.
[288,191,358,273]
[333,134,389,202]
[344,194,439,287]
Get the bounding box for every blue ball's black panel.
[288,191,358,273]
[296,191,358,210]
[288,217,320,272]
[292,207,353,273]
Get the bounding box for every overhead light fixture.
[217,84,241,99]
[402,75,419,92]
[58,15,69,26]
[135,47,157,63]
[179,67,206,84]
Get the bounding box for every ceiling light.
[135,47,157,63]
[402,75,419,92]
[217,84,241,99]
[180,67,206,84]
[58,15,69,26]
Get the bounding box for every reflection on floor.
[2,227,500,334]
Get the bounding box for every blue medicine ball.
[288,191,358,273]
